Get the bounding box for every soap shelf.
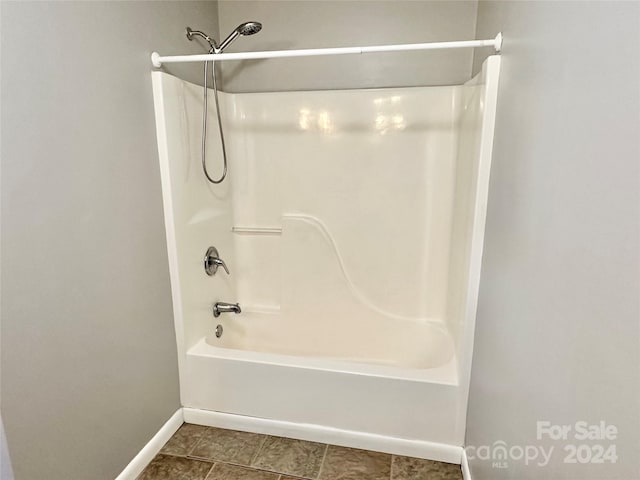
[232,226,283,235]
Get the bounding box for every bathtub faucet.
[204,246,229,276]
[213,302,241,317]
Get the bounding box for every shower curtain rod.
[151,33,502,68]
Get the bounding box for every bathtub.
[183,330,463,462]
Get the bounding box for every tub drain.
[215,324,223,338]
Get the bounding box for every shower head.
[237,21,262,36]
[217,21,263,52]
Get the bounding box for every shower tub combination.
[152,55,500,463]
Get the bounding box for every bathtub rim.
[189,337,458,386]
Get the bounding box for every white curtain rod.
[151,33,502,68]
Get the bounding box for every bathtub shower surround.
[152,56,500,462]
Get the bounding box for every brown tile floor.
[138,423,463,480]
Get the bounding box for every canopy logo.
[466,441,553,468]
[466,421,618,469]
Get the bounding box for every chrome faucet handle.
[204,246,230,276]
[211,257,230,275]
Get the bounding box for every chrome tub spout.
[213,302,241,317]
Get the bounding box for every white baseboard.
[183,407,462,464]
[461,448,472,480]
[115,408,183,480]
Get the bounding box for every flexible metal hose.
[201,56,227,184]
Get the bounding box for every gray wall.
[467,2,640,479]
[217,0,478,92]
[0,2,218,479]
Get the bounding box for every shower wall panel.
[152,73,237,392]
[226,87,460,327]
[447,83,485,371]
[445,57,501,397]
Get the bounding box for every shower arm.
[186,27,218,52]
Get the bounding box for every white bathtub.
[184,333,462,462]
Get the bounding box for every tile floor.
[138,423,463,480]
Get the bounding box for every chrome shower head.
[217,21,263,52]
[237,21,262,36]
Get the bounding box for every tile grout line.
[315,444,330,480]
[249,434,270,466]
[203,462,216,480]
[389,454,396,480]
[186,425,211,458]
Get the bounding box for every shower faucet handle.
[204,246,230,276]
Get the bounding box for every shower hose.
[201,55,227,184]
